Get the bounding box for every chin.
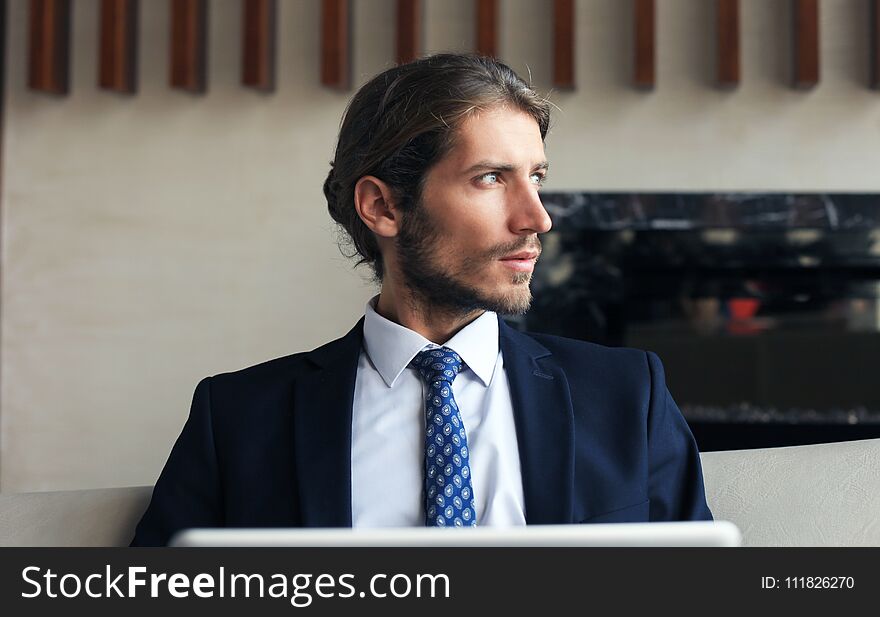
[478,284,533,316]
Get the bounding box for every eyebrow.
[462,160,550,175]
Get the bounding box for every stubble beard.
[395,204,539,319]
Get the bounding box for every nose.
[509,180,552,235]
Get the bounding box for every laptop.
[170,521,742,547]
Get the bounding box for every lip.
[500,251,539,261]
[499,252,539,272]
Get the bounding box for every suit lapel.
[500,318,576,524]
[289,316,576,527]
[291,318,364,527]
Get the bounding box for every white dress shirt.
[351,296,527,527]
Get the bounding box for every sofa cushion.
[0,486,152,547]
[700,437,880,546]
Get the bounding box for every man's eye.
[530,173,547,186]
[479,172,499,184]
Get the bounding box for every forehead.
[442,106,545,170]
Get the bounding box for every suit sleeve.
[130,377,224,546]
[645,351,713,521]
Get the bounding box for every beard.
[395,204,540,317]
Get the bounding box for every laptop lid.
[170,521,742,547]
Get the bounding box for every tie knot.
[410,347,465,384]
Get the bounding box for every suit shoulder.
[513,329,663,390]
[523,330,649,366]
[206,329,355,392]
[211,319,363,384]
[209,351,311,386]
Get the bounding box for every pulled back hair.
[323,53,552,281]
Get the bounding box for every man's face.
[395,105,552,316]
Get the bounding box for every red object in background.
[727,297,762,335]
[729,297,760,320]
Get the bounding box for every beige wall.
[2,0,879,492]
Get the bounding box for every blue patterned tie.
[410,347,477,527]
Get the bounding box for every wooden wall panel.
[321,0,349,88]
[553,0,575,89]
[476,0,497,58]
[29,0,71,95]
[872,0,880,89]
[633,0,655,89]
[1,0,6,233]
[170,0,207,93]
[99,0,138,94]
[242,0,276,91]
[793,0,819,89]
[396,0,420,64]
[717,0,739,88]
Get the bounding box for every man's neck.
[374,287,484,345]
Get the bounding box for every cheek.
[446,212,498,246]
[422,191,505,255]
[443,227,492,260]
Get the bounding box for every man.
[132,53,711,546]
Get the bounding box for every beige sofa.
[2,438,879,547]
[699,437,880,546]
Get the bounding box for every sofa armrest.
[700,438,880,546]
[0,486,153,547]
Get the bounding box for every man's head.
[323,53,552,316]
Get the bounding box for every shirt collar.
[362,295,499,388]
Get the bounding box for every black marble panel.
[540,192,880,230]
[525,192,880,450]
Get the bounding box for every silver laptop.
[170,521,742,547]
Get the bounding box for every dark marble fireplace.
[518,193,880,451]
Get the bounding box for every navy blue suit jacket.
[131,317,712,546]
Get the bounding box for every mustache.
[484,236,542,260]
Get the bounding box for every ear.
[354,176,400,238]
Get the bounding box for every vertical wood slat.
[553,0,575,89]
[717,0,740,88]
[321,0,349,88]
[1,0,5,234]
[242,0,276,91]
[475,0,497,58]
[633,0,655,89]
[29,0,71,94]
[396,0,420,64]
[170,0,207,93]
[871,0,880,89]
[793,0,819,89]
[99,0,138,93]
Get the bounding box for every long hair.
[323,53,552,281]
